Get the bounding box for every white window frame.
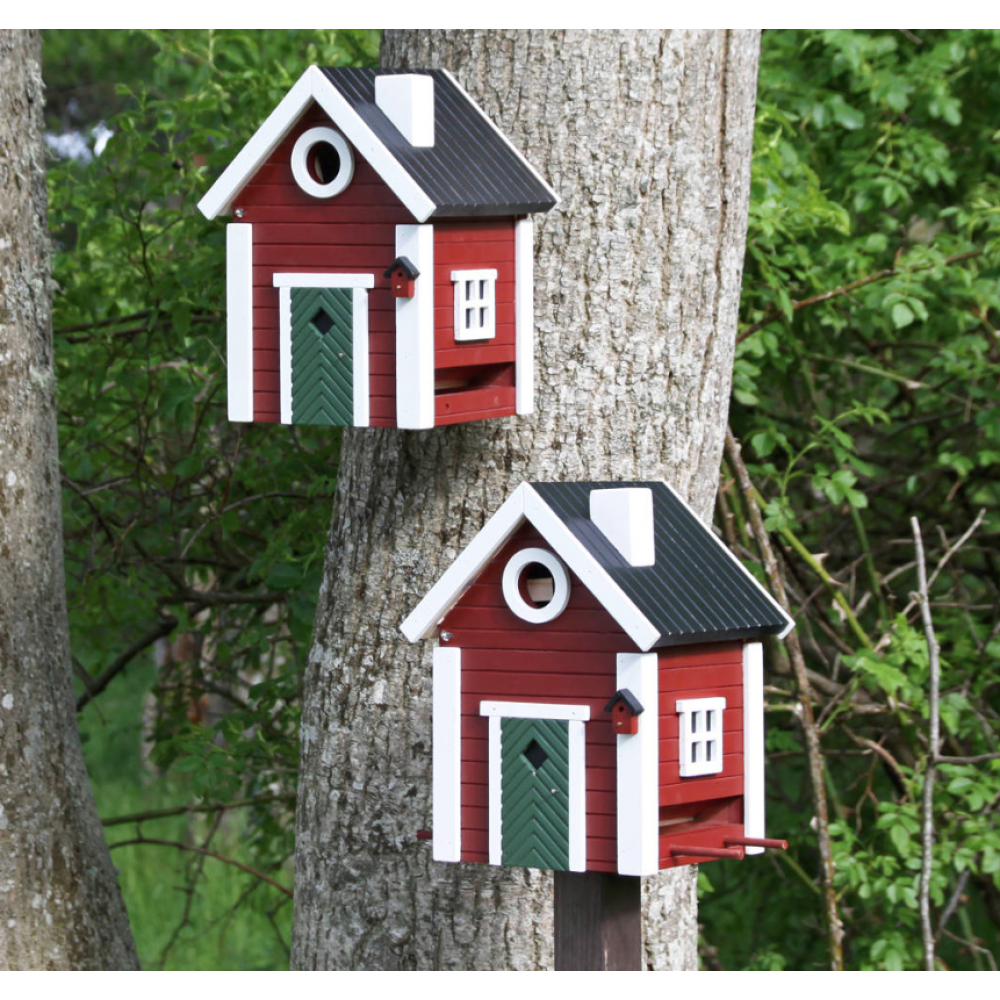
[451,268,497,342]
[677,696,726,778]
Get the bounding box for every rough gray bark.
[292,29,760,971]
[0,30,138,970]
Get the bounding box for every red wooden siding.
[432,221,517,424]
[442,523,640,874]
[657,642,746,868]
[236,105,414,425]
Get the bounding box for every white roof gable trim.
[400,483,661,651]
[197,66,436,223]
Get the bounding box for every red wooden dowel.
[724,836,789,850]
[669,844,743,859]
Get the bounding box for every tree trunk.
[0,30,138,970]
[292,28,760,971]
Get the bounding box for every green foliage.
[704,29,1000,971]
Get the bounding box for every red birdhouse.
[402,482,794,875]
[605,688,643,735]
[198,67,557,430]
[385,256,419,299]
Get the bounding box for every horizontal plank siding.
[237,105,413,425]
[659,644,746,816]
[448,523,632,872]
[432,221,518,423]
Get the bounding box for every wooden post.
[554,872,642,970]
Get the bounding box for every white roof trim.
[400,485,529,642]
[399,483,660,650]
[441,69,560,210]
[197,71,314,221]
[198,66,436,223]
[660,480,796,639]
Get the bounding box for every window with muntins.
[451,268,497,341]
[676,697,726,777]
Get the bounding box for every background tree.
[292,28,762,971]
[0,29,137,970]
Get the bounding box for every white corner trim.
[567,720,587,872]
[352,287,370,428]
[485,708,587,870]
[590,487,655,567]
[225,224,254,422]
[479,701,591,721]
[400,485,529,642]
[272,272,375,289]
[523,485,661,651]
[514,218,534,415]
[198,70,314,219]
[433,646,462,863]
[501,547,571,624]
[440,69,559,209]
[488,715,503,865]
[278,286,292,425]
[661,480,796,638]
[375,74,435,147]
[290,126,354,199]
[275,275,372,427]
[615,653,659,876]
[743,642,765,855]
[310,68,436,222]
[197,66,437,223]
[394,224,435,429]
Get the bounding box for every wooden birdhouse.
[198,67,558,429]
[401,482,794,875]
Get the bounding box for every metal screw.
[551,789,558,794]
[234,207,245,218]
[338,352,344,358]
[441,632,452,642]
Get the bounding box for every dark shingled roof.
[529,482,791,648]
[321,67,557,217]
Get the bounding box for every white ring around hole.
[501,548,572,624]
[291,127,354,199]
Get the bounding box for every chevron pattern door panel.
[290,287,354,426]
[501,717,570,870]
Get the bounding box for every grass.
[78,657,293,970]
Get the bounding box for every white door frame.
[479,700,589,872]
[273,272,375,426]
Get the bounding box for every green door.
[290,286,353,426]
[501,717,571,870]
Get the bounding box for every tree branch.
[737,249,985,343]
[108,837,293,898]
[725,430,845,970]
[913,516,940,972]
[101,792,296,827]
[76,615,179,711]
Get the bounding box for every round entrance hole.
[290,127,354,199]
[501,547,571,624]
[308,142,342,185]
[520,562,556,608]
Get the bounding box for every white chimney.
[590,488,655,567]
[375,74,435,147]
